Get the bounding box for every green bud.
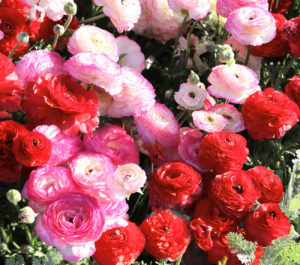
[6,189,21,204]
[20,207,37,224]
[53,24,65,36]
[16,32,29,44]
[218,44,235,63]
[187,70,200,85]
[64,2,77,16]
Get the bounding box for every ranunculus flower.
[0,80,24,112]
[28,5,45,22]
[83,125,139,166]
[67,25,119,61]
[35,192,105,262]
[190,218,213,251]
[245,203,291,246]
[13,131,52,167]
[192,110,229,132]
[198,132,249,174]
[2,0,30,19]
[225,7,276,46]
[0,53,16,80]
[93,220,145,265]
[210,170,261,220]
[140,212,191,262]
[148,161,203,210]
[285,75,300,108]
[21,74,99,136]
[207,64,261,104]
[242,87,300,141]
[248,166,284,204]
[38,0,75,21]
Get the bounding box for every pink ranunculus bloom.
[15,50,66,88]
[134,103,180,148]
[68,152,115,203]
[92,87,114,116]
[33,125,83,166]
[28,5,46,22]
[192,110,229,132]
[116,36,145,73]
[168,0,210,20]
[39,0,74,21]
[64,52,122,96]
[207,64,261,104]
[67,25,119,61]
[93,0,141,33]
[225,7,276,46]
[35,192,105,262]
[22,0,39,5]
[209,104,245,132]
[216,0,268,18]
[107,67,156,118]
[83,125,140,166]
[22,166,78,212]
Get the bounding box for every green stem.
[175,254,183,265]
[8,41,21,59]
[52,15,73,50]
[184,20,198,67]
[130,185,147,218]
[79,13,106,24]
[274,55,297,89]
[244,45,251,66]
[52,35,59,50]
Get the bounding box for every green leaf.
[5,255,25,265]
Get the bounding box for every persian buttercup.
[69,152,115,203]
[192,110,229,132]
[116,36,145,73]
[28,5,45,22]
[35,192,105,262]
[64,52,122,95]
[225,7,276,46]
[207,64,261,104]
[134,103,180,148]
[15,50,66,87]
[38,0,74,21]
[67,25,119,61]
[83,124,139,166]
[216,0,268,18]
[93,0,141,33]
[168,0,210,20]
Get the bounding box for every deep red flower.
[93,221,145,265]
[285,75,300,108]
[268,0,292,13]
[190,218,213,251]
[0,80,24,112]
[0,0,30,19]
[0,53,16,80]
[140,212,191,262]
[242,87,300,141]
[245,203,291,246]
[198,132,249,174]
[147,161,203,210]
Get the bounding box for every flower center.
[269,211,276,218]
[1,21,14,34]
[233,185,243,194]
[189,92,196,98]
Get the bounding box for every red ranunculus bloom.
[245,203,291,246]
[0,53,16,80]
[13,131,52,167]
[242,87,300,141]
[0,7,29,57]
[0,80,24,112]
[190,218,213,251]
[21,74,99,136]
[140,211,191,262]
[268,0,292,13]
[147,161,203,210]
[198,132,249,174]
[210,170,261,220]
[93,221,145,265]
[248,166,284,204]
[285,75,300,108]
[0,0,30,19]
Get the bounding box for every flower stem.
[175,254,183,265]
[8,41,21,59]
[274,55,297,89]
[244,45,251,66]
[184,20,198,67]
[79,13,106,24]
[52,15,73,50]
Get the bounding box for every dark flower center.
[163,225,169,231]
[233,185,244,194]
[1,21,14,34]
[269,211,276,218]
[32,139,38,146]
[189,92,196,98]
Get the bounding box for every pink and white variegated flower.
[93,0,141,33]
[28,5,46,22]
[67,25,119,61]
[22,166,78,212]
[35,192,105,262]
[69,152,115,203]
[207,64,261,104]
[216,0,268,18]
[83,125,140,166]
[64,52,122,95]
[39,0,75,21]
[116,36,145,73]
[209,104,245,132]
[192,110,229,132]
[168,0,210,20]
[225,7,276,46]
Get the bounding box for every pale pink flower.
[15,50,66,88]
[28,5,45,22]
[20,206,37,224]
[207,64,261,104]
[116,36,145,73]
[64,52,122,96]
[134,103,180,148]
[174,83,207,110]
[39,0,74,21]
[83,125,140,166]
[69,152,115,203]
[67,25,119,61]
[22,166,78,212]
[209,104,245,132]
[216,0,268,18]
[92,87,114,116]
[93,0,141,33]
[35,192,105,262]
[33,125,83,166]
[22,0,39,5]
[168,0,210,20]
[192,110,229,132]
[225,7,276,46]
[107,163,147,201]
[204,93,217,110]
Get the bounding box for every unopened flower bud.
[16,32,29,44]
[20,207,37,224]
[6,189,21,205]
[187,70,200,85]
[64,2,77,16]
[53,24,65,36]
[28,5,45,22]
[219,44,235,63]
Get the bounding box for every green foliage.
[5,255,25,265]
